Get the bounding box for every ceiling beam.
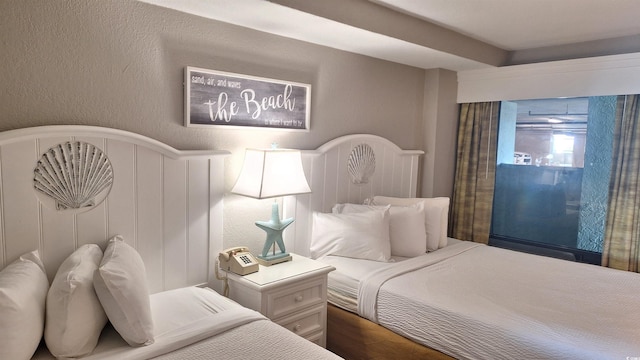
[268,0,509,67]
[507,34,640,65]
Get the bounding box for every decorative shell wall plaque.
[34,141,113,210]
[348,143,376,185]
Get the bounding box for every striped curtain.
[450,102,500,244]
[602,95,640,272]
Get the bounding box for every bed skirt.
[326,304,454,360]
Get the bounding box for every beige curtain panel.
[602,95,640,272]
[450,102,500,244]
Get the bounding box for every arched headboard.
[0,126,229,294]
[284,134,424,256]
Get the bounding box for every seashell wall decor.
[348,143,376,185]
[34,141,113,210]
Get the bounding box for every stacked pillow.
[332,203,427,257]
[93,235,155,346]
[311,209,392,261]
[0,250,49,360]
[310,196,450,261]
[0,235,155,360]
[46,244,107,358]
[370,196,450,252]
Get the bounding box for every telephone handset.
[219,247,259,275]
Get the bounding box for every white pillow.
[311,210,391,262]
[333,203,427,257]
[45,244,107,358]
[94,235,154,346]
[0,250,49,360]
[372,196,450,251]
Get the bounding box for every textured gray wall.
[0,0,440,252]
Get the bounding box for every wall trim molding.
[457,52,640,102]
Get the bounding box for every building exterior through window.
[490,97,617,264]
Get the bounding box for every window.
[490,97,617,264]
[551,134,574,166]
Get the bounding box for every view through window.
[491,97,617,264]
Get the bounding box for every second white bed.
[320,239,640,360]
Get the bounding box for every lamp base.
[257,252,292,266]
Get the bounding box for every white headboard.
[284,134,424,256]
[0,126,229,294]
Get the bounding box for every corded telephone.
[218,247,259,275]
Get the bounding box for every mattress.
[322,239,640,359]
[33,287,341,360]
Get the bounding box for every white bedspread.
[86,288,265,359]
[352,241,640,359]
[358,241,481,321]
[32,287,265,359]
[154,319,343,360]
[33,287,342,360]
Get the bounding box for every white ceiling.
[139,0,640,71]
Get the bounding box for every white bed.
[0,126,341,360]
[323,239,640,359]
[31,286,338,360]
[285,134,640,360]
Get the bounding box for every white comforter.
[357,241,640,360]
[83,287,266,360]
[34,287,342,360]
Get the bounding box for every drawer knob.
[294,295,303,302]
[293,324,301,332]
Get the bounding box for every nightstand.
[224,253,335,347]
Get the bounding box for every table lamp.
[231,147,311,266]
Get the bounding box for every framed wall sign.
[185,67,311,131]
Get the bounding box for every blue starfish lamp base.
[255,202,293,266]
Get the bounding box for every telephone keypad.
[239,254,253,264]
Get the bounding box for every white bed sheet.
[322,239,640,360]
[322,255,398,312]
[33,287,342,360]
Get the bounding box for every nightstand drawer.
[276,305,324,338]
[304,331,324,346]
[266,277,324,319]
[224,254,334,348]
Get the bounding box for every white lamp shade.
[232,148,311,199]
